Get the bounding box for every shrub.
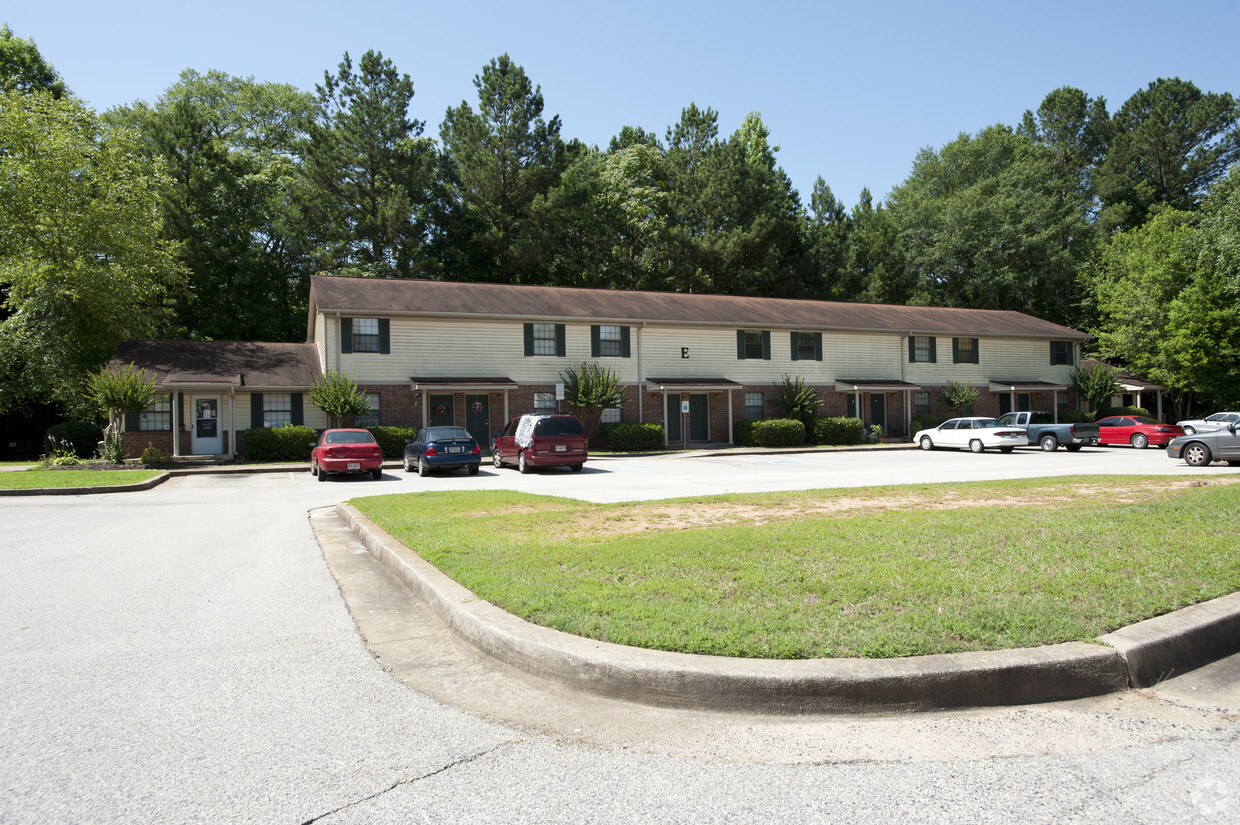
[1058,409,1096,424]
[1094,405,1152,420]
[366,426,418,458]
[772,374,822,424]
[242,424,317,462]
[737,418,805,447]
[45,421,103,458]
[910,413,941,433]
[140,443,172,466]
[601,422,664,452]
[808,416,866,445]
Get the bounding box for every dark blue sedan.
[403,426,482,477]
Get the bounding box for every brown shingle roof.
[110,340,322,388]
[309,275,1090,340]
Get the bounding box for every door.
[429,394,454,426]
[690,394,709,441]
[191,396,223,455]
[465,395,490,450]
[665,394,682,443]
[870,394,886,433]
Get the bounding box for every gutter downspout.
[636,321,646,424]
[335,311,341,374]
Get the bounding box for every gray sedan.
[1165,422,1240,467]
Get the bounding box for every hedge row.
[366,426,418,458]
[241,425,317,462]
[600,422,665,451]
[808,416,866,445]
[736,418,806,447]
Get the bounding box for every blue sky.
[7,1,1239,208]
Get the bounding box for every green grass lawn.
[352,476,1240,659]
[0,468,163,489]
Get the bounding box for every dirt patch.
[562,477,1240,538]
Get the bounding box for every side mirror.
[1229,423,1237,436]
[308,441,316,448]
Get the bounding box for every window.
[913,392,930,417]
[354,393,380,428]
[592,324,629,357]
[601,406,621,424]
[140,394,171,431]
[744,392,764,420]
[263,393,293,428]
[736,330,770,360]
[524,323,566,357]
[791,332,822,362]
[534,392,557,413]
[1050,341,1074,366]
[952,337,979,364]
[909,336,936,363]
[352,318,380,353]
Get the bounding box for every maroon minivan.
[492,414,588,473]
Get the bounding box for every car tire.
[371,467,382,480]
[919,436,934,451]
[1000,446,1014,453]
[418,458,429,478]
[316,465,327,482]
[1184,442,1212,467]
[1039,434,1059,452]
[493,451,503,469]
[468,464,479,476]
[310,462,317,476]
[1131,433,1149,449]
[403,455,413,473]
[518,451,530,474]
[570,463,583,472]
[1183,426,1196,435]
[969,439,984,453]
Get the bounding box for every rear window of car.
[325,431,375,444]
[533,417,583,436]
[424,427,470,441]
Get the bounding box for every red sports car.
[1094,416,1184,449]
[310,428,384,481]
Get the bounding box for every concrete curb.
[0,472,171,497]
[335,503,1238,713]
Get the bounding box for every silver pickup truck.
[996,411,1101,452]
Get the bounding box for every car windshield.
[324,431,375,444]
[533,417,583,436]
[424,427,470,441]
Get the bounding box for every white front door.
[191,396,223,455]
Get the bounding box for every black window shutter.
[972,338,980,364]
[929,337,937,363]
[555,324,566,357]
[378,319,390,354]
[523,323,534,356]
[124,410,140,431]
[952,338,960,364]
[590,325,601,358]
[813,333,823,361]
[737,330,746,360]
[340,318,353,354]
[621,326,631,358]
[790,332,799,362]
[291,393,304,426]
[908,337,916,363]
[762,330,771,361]
[251,394,264,429]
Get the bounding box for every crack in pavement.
[299,738,526,824]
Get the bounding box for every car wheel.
[1183,426,1196,435]
[1184,442,1212,467]
[570,463,583,472]
[493,450,503,469]
[1039,434,1059,452]
[310,462,317,476]
[919,436,933,451]
[1131,433,1149,449]
[418,458,429,478]
[1000,446,1014,453]
[371,467,382,480]
[316,465,327,482]
[403,455,413,473]
[518,451,530,474]
[468,464,479,476]
[969,439,984,453]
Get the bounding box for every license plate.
[447,446,463,454]
[555,445,567,452]
[347,462,360,470]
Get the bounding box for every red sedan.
[1094,416,1184,449]
[311,428,384,481]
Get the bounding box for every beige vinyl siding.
[904,338,1075,385]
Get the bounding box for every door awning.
[645,378,742,392]
[987,379,1069,392]
[411,377,519,392]
[834,379,921,392]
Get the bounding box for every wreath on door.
[471,401,484,414]
[433,404,448,417]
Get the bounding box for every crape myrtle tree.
[309,371,373,428]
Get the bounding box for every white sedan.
[1175,411,1240,435]
[914,417,1028,454]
